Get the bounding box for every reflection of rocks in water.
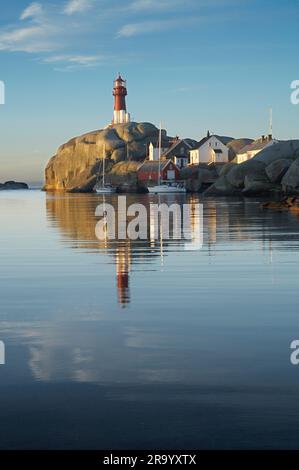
[45,193,299,309]
[47,194,133,306]
[46,193,110,250]
[46,193,191,306]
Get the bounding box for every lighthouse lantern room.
[112,74,130,125]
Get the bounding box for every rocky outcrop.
[281,158,299,194]
[180,164,220,192]
[265,159,293,183]
[44,122,162,192]
[44,125,299,197]
[226,160,266,189]
[106,161,142,192]
[204,140,299,196]
[254,140,299,165]
[243,171,276,195]
[203,174,239,196]
[0,181,28,190]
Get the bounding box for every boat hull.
[95,187,116,194]
[148,185,186,194]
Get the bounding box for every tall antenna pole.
[269,107,273,137]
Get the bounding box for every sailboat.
[95,144,116,194]
[147,124,186,194]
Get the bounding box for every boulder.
[265,159,293,183]
[44,122,161,191]
[203,174,239,196]
[226,160,266,189]
[204,140,299,196]
[106,161,142,192]
[219,162,238,177]
[180,164,218,192]
[281,157,299,193]
[0,181,28,190]
[242,171,275,195]
[254,140,299,165]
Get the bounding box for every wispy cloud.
[42,54,105,69]
[0,26,55,53]
[129,0,177,11]
[0,0,207,67]
[0,1,96,56]
[117,17,199,38]
[63,0,94,15]
[0,2,59,52]
[20,2,43,21]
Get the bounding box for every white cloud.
[20,2,43,21]
[117,18,188,37]
[129,0,186,11]
[0,26,53,52]
[63,0,94,15]
[0,0,203,67]
[43,54,104,67]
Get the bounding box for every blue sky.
[0,0,299,182]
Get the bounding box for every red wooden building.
[137,160,180,184]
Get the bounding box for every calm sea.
[1,190,299,449]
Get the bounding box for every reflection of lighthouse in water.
[115,243,131,307]
[112,74,130,125]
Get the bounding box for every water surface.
[1,190,299,449]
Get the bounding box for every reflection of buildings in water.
[187,197,218,250]
[45,193,293,303]
[206,201,217,246]
[116,243,131,307]
[45,194,188,307]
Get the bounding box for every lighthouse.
[112,74,130,125]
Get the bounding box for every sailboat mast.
[158,123,162,185]
[102,144,106,188]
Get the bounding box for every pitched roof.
[192,135,233,150]
[138,159,178,173]
[161,139,194,158]
[238,137,273,154]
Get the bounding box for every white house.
[190,134,230,165]
[149,142,169,161]
[236,135,278,164]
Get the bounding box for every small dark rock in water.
[0,181,29,190]
[260,196,299,211]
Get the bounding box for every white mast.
[102,144,106,188]
[158,122,162,185]
[269,107,273,137]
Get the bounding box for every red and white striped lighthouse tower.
[112,74,130,125]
